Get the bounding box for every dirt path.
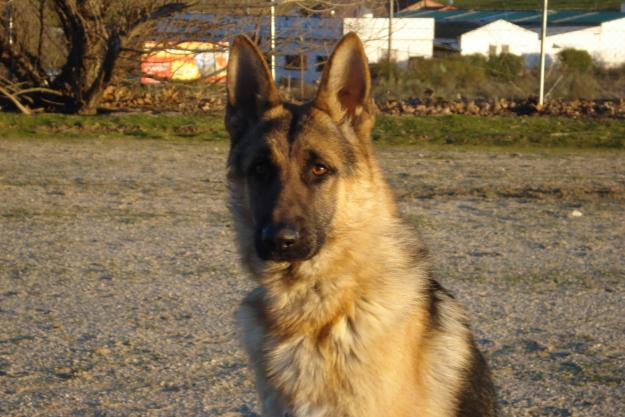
[1,138,623,417]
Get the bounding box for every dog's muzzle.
[256,223,314,262]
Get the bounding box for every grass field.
[452,1,622,10]
[1,112,624,150]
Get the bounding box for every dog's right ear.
[314,32,374,143]
[225,35,281,144]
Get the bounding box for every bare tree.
[0,0,188,114]
[0,0,392,113]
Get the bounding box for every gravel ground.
[0,137,623,417]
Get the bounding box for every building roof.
[400,0,448,12]
[397,9,625,27]
[463,18,538,36]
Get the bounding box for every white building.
[344,17,435,64]
[402,8,625,67]
[154,14,436,84]
[546,17,625,67]
[460,20,539,64]
[460,16,625,67]
[272,16,343,85]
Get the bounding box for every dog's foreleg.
[237,289,290,417]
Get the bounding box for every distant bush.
[597,62,625,80]
[551,72,600,99]
[486,53,524,81]
[370,59,401,81]
[408,55,487,88]
[558,49,594,73]
[369,50,624,101]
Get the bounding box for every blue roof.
[397,9,625,26]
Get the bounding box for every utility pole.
[7,0,14,80]
[388,0,393,61]
[270,0,276,80]
[538,0,548,106]
[299,35,304,99]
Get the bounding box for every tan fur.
[226,33,489,417]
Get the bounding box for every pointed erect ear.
[226,35,281,143]
[314,32,374,137]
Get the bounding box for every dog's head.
[225,33,376,266]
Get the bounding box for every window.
[284,54,307,70]
[488,44,497,56]
[501,44,510,54]
[315,56,327,72]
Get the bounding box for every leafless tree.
[0,0,392,113]
[0,0,189,113]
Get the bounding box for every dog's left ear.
[314,32,375,140]
[226,35,281,144]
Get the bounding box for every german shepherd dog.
[225,33,497,417]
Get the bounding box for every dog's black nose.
[261,224,300,253]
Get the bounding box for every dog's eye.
[311,163,329,177]
[251,161,271,178]
[254,163,266,175]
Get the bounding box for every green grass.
[0,113,228,141]
[452,1,621,10]
[373,114,625,149]
[1,112,624,149]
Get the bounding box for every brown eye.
[311,163,328,176]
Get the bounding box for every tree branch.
[0,85,32,115]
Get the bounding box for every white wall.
[343,17,434,64]
[546,26,601,64]
[598,17,625,67]
[460,17,625,68]
[545,17,625,67]
[460,20,539,64]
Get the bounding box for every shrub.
[486,53,524,81]
[558,49,594,73]
[407,55,487,89]
[370,60,401,81]
[597,62,625,80]
[550,72,600,99]
[369,50,623,101]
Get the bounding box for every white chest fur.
[238,287,422,417]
